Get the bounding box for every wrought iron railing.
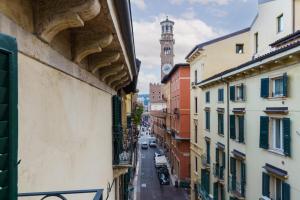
[213,164,224,180]
[196,182,212,200]
[229,176,246,198]
[18,189,103,200]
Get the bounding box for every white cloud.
[131,0,146,10]
[133,14,221,93]
[169,0,248,6]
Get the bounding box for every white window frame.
[271,118,284,153]
[235,84,244,101]
[271,76,284,97]
[270,176,283,200]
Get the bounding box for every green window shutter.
[207,141,211,164]
[283,73,288,97]
[206,111,210,130]
[218,114,224,135]
[240,83,245,101]
[238,116,245,143]
[259,116,269,149]
[282,182,290,200]
[260,78,269,98]
[283,118,291,157]
[213,182,218,200]
[230,86,235,101]
[241,162,246,196]
[215,148,219,163]
[230,115,236,139]
[262,172,270,197]
[230,157,236,175]
[222,151,225,168]
[0,34,18,200]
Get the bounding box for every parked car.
[141,141,148,149]
[157,166,170,185]
[149,141,157,147]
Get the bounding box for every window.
[195,124,198,143]
[277,14,284,33]
[194,70,198,83]
[261,74,288,98]
[205,110,210,130]
[230,84,245,102]
[272,118,284,152]
[218,88,224,102]
[195,156,198,172]
[262,172,290,200]
[205,91,210,103]
[230,157,246,197]
[236,44,244,54]
[195,97,198,113]
[218,113,224,135]
[259,116,291,156]
[230,115,245,143]
[164,47,171,55]
[206,140,210,164]
[254,32,259,53]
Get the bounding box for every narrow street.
[135,132,189,200]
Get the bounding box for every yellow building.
[187,0,300,200]
[0,0,140,200]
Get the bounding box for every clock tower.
[160,17,175,79]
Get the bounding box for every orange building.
[162,63,190,184]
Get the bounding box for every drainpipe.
[293,0,296,33]
[221,77,230,192]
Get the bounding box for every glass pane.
[274,78,283,96]
[275,119,281,149]
[276,178,282,200]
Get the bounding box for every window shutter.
[283,118,291,157]
[282,182,290,200]
[238,116,245,143]
[222,151,225,167]
[230,86,235,101]
[0,34,18,200]
[241,84,245,101]
[260,78,269,98]
[207,141,211,164]
[213,182,218,200]
[259,116,269,149]
[215,148,219,163]
[262,172,270,197]
[230,115,236,139]
[230,157,236,191]
[283,73,288,97]
[241,162,246,196]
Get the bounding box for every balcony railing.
[113,128,136,166]
[196,182,212,200]
[201,154,210,168]
[229,176,246,198]
[18,189,103,200]
[213,164,224,181]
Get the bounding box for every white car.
[149,141,157,147]
[141,142,148,149]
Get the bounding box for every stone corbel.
[35,0,101,43]
[89,52,120,73]
[110,75,129,88]
[99,64,125,81]
[106,71,127,86]
[74,32,114,63]
[114,78,130,91]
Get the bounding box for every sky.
[131,0,258,94]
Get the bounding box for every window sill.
[217,133,225,137]
[266,96,287,100]
[268,149,285,157]
[218,101,224,104]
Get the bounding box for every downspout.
[293,0,296,33]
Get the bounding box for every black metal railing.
[229,176,246,198]
[196,182,212,200]
[113,128,135,166]
[18,189,103,200]
[213,164,224,180]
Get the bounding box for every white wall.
[18,53,115,200]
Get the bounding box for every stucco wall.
[250,0,294,56]
[18,53,115,200]
[295,0,300,30]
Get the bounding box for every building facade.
[0,0,140,199]
[162,63,191,185]
[187,0,300,200]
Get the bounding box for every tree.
[133,103,143,125]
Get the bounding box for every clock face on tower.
[162,63,172,75]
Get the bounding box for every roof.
[161,63,190,84]
[270,30,300,47]
[185,27,250,60]
[198,40,300,86]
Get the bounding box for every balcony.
[18,189,103,200]
[229,176,246,199]
[196,182,212,200]
[113,129,136,167]
[213,164,225,182]
[201,154,210,169]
